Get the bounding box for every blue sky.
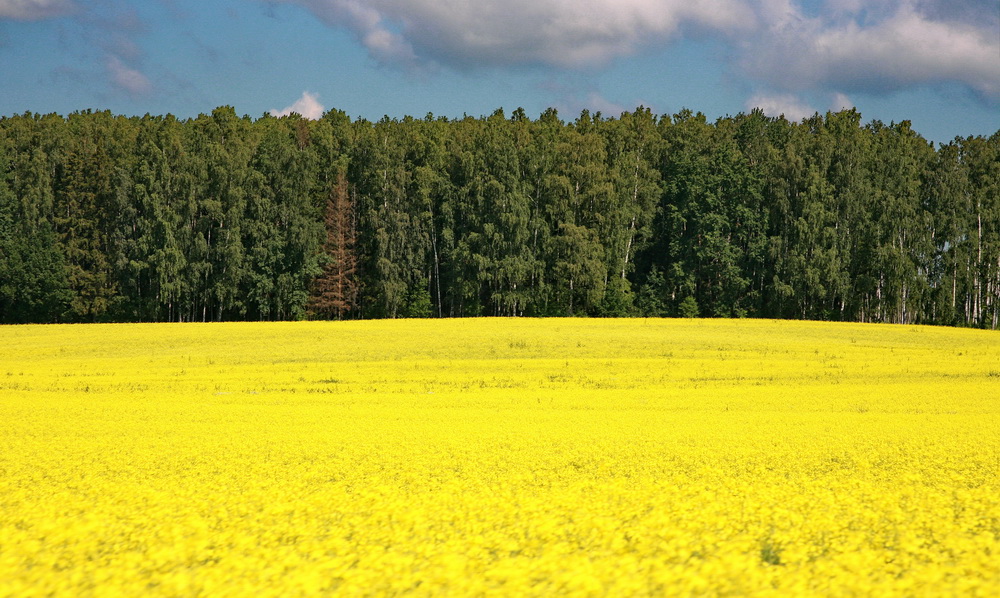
[1,0,997,143]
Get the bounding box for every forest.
[0,106,997,328]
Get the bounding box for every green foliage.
[0,222,73,323]
[678,296,700,318]
[403,286,434,318]
[0,108,996,327]
[598,276,636,317]
[636,268,669,317]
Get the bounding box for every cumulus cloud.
[745,93,815,121]
[743,0,1000,103]
[270,91,325,119]
[106,55,152,96]
[582,92,629,117]
[267,0,419,68]
[830,92,853,112]
[269,0,756,69]
[0,0,75,20]
[269,0,1000,108]
[553,90,629,118]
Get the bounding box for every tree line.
[1,106,997,328]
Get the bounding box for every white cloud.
[754,0,802,28]
[106,55,152,96]
[743,1,1000,103]
[583,92,628,117]
[553,90,629,118]
[361,27,417,67]
[270,0,756,69]
[0,0,74,20]
[270,91,325,119]
[746,93,815,121]
[268,0,1000,108]
[830,92,853,111]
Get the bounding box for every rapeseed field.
[1,318,998,596]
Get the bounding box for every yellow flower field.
[1,318,998,596]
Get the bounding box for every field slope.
[1,318,998,596]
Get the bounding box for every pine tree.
[309,172,357,319]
